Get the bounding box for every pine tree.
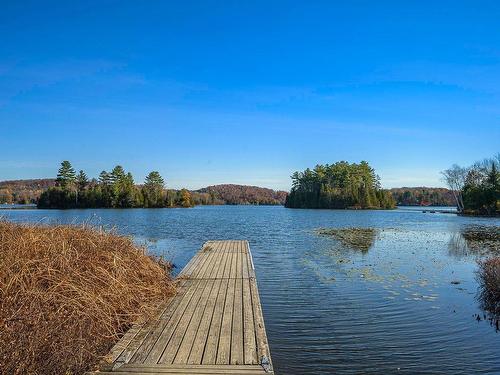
[56,161,76,189]
[110,165,126,184]
[77,170,88,192]
[99,171,111,186]
[143,171,165,207]
[144,171,165,188]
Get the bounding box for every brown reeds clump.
[0,221,175,374]
[477,257,500,319]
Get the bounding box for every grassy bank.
[0,221,175,374]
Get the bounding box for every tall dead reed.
[477,257,500,320]
[0,221,175,374]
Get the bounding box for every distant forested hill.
[0,178,287,206]
[1,177,455,208]
[389,187,456,206]
[0,179,56,204]
[195,184,288,205]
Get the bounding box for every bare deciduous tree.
[441,164,467,212]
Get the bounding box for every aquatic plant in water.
[449,225,500,258]
[477,257,500,330]
[462,226,500,252]
[316,227,377,252]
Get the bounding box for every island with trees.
[37,161,194,209]
[442,153,499,216]
[285,161,396,209]
[30,161,288,209]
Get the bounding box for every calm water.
[2,206,500,374]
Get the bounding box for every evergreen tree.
[110,165,126,184]
[77,170,88,192]
[55,161,76,189]
[142,171,165,207]
[99,171,112,186]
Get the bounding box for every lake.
[2,206,499,374]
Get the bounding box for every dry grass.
[0,221,175,375]
[477,257,500,320]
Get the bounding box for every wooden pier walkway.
[92,240,274,375]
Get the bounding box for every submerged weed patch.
[316,227,377,251]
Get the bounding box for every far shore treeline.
[32,161,288,209]
[38,161,194,209]
[285,161,396,209]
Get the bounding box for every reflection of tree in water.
[316,227,377,252]
[448,225,500,258]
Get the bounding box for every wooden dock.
[91,240,274,375]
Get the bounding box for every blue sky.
[1,0,499,190]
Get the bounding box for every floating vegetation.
[316,227,377,252]
[448,225,500,258]
[462,226,500,252]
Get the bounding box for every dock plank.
[91,240,273,375]
[216,276,235,365]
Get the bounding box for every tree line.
[389,187,455,206]
[0,179,54,205]
[285,161,395,209]
[37,161,194,209]
[442,153,499,216]
[197,184,287,205]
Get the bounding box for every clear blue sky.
[1,1,499,190]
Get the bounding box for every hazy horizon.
[2,1,499,190]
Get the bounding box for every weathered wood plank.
[187,278,222,364]
[230,243,238,279]
[144,280,202,364]
[173,279,217,364]
[222,249,233,279]
[242,278,257,365]
[202,278,229,364]
[242,243,249,279]
[127,280,193,364]
[216,276,235,364]
[158,280,211,363]
[231,277,244,364]
[116,279,189,365]
[178,242,211,278]
[249,277,272,373]
[216,242,230,279]
[198,247,218,279]
[97,363,268,374]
